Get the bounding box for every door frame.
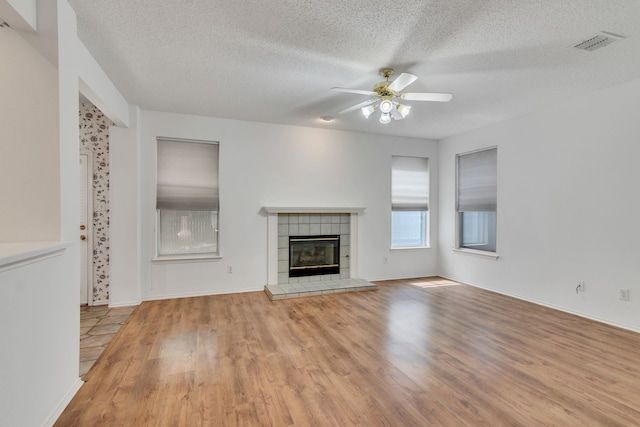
[80,151,94,305]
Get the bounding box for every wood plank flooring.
[55,277,640,426]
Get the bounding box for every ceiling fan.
[332,68,452,124]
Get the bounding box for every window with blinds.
[456,147,497,252]
[156,138,219,257]
[391,156,429,248]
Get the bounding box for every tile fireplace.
[262,206,365,286]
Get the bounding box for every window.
[391,156,429,248]
[156,138,219,257]
[456,147,497,252]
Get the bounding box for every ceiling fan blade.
[390,106,404,120]
[338,98,378,115]
[388,73,418,92]
[331,87,377,96]
[402,92,453,102]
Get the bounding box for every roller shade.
[391,156,429,211]
[156,138,219,211]
[457,147,497,212]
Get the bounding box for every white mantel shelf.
[262,206,365,215]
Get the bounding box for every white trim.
[91,300,110,306]
[452,247,499,260]
[152,254,222,263]
[41,378,83,427]
[79,151,94,305]
[441,275,640,334]
[144,286,262,301]
[109,300,141,308]
[364,272,441,282]
[390,246,432,251]
[0,241,71,273]
[262,206,366,215]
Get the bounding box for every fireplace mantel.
[262,206,365,215]
[263,206,365,285]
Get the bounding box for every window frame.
[390,155,430,250]
[455,147,498,258]
[154,137,221,262]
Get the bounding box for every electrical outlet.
[576,281,585,293]
[227,265,233,274]
[619,289,630,301]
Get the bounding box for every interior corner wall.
[438,78,640,332]
[136,110,439,300]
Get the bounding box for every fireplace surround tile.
[277,213,349,285]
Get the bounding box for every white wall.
[0,1,84,426]
[0,27,60,242]
[77,38,130,128]
[438,78,640,332]
[110,106,143,306]
[115,111,439,300]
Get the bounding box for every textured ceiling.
[68,0,640,140]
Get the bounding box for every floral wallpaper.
[79,103,113,304]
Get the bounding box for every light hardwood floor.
[56,277,640,426]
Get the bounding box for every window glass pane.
[158,210,218,256]
[460,211,496,252]
[391,211,426,247]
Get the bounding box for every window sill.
[453,248,499,260]
[390,246,431,251]
[152,254,222,263]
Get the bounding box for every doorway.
[79,151,93,305]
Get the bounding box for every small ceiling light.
[320,116,334,122]
[379,99,393,114]
[379,112,391,124]
[397,104,411,118]
[361,105,375,118]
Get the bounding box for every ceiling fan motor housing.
[373,82,396,99]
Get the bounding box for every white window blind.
[156,138,219,257]
[156,138,219,211]
[457,148,497,212]
[391,156,429,211]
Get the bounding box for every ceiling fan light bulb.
[379,112,391,124]
[379,99,393,114]
[362,105,375,118]
[397,104,411,117]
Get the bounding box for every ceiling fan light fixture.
[379,99,393,114]
[397,104,411,118]
[379,112,391,124]
[362,105,375,118]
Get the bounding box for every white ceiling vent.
[574,31,625,51]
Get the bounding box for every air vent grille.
[574,31,624,51]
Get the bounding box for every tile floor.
[79,305,137,377]
[265,277,377,300]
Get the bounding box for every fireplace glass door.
[289,235,340,277]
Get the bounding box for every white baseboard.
[91,299,109,306]
[143,286,263,302]
[441,274,640,334]
[364,272,440,282]
[109,299,142,308]
[42,378,83,427]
